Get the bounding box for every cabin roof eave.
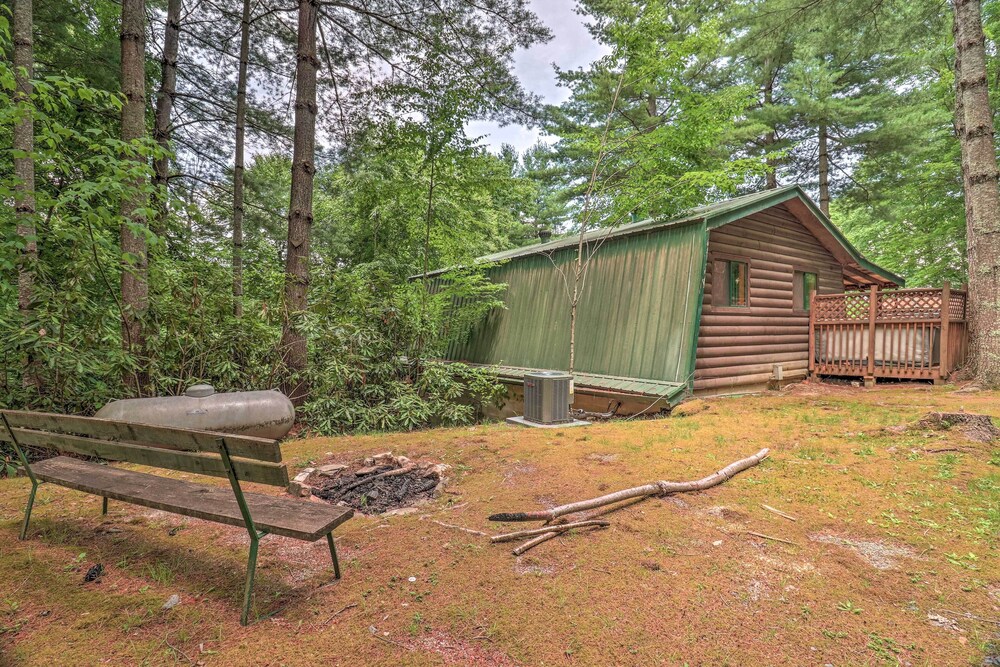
[417,185,905,287]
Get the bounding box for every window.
[802,272,817,310]
[711,257,751,308]
[793,270,818,312]
[727,260,749,307]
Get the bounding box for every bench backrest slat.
[1,411,289,488]
[1,411,282,462]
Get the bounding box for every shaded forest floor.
[1,382,998,666]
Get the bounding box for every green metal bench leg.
[215,436,269,627]
[3,413,40,542]
[101,497,108,516]
[242,532,260,627]
[20,480,38,541]
[326,533,341,579]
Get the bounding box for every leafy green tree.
[300,264,506,433]
[311,122,537,278]
[833,31,966,287]
[545,0,764,229]
[0,42,166,409]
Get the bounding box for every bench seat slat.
[9,428,289,487]
[1,410,282,462]
[30,457,353,541]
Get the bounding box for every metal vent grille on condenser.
[523,371,572,425]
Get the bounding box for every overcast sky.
[466,0,608,154]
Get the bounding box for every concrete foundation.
[488,382,676,421]
[505,416,590,429]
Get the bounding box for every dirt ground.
[1,382,998,666]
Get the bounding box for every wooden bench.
[0,410,353,625]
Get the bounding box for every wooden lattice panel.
[876,289,941,320]
[813,293,869,321]
[948,293,967,320]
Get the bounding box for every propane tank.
[95,385,295,439]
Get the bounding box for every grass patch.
[0,384,998,665]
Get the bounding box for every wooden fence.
[808,284,967,382]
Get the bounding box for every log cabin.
[428,186,908,415]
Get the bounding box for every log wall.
[694,203,844,394]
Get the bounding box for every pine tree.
[119,0,150,393]
[13,0,38,391]
[152,0,181,233]
[953,0,1000,384]
[233,0,251,318]
[280,0,319,403]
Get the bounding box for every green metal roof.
[423,185,903,286]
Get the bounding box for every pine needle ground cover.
[1,384,998,666]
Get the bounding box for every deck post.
[940,281,951,380]
[866,285,878,380]
[808,289,816,378]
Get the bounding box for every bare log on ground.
[511,496,648,556]
[491,520,610,543]
[490,448,770,523]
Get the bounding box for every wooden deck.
[808,284,967,382]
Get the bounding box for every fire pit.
[308,452,448,515]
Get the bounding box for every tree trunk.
[152,0,181,235]
[422,160,436,280]
[233,0,251,318]
[953,0,1000,385]
[280,0,319,403]
[13,0,39,392]
[763,61,778,190]
[120,0,150,394]
[818,123,830,215]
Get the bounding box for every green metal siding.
[446,221,707,386]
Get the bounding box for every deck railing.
[808,283,967,381]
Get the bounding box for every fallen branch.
[164,640,196,666]
[511,495,648,556]
[491,520,610,543]
[513,524,605,555]
[323,602,358,626]
[430,520,489,537]
[490,448,770,523]
[745,531,798,546]
[761,504,797,522]
[331,466,417,500]
[369,624,413,650]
